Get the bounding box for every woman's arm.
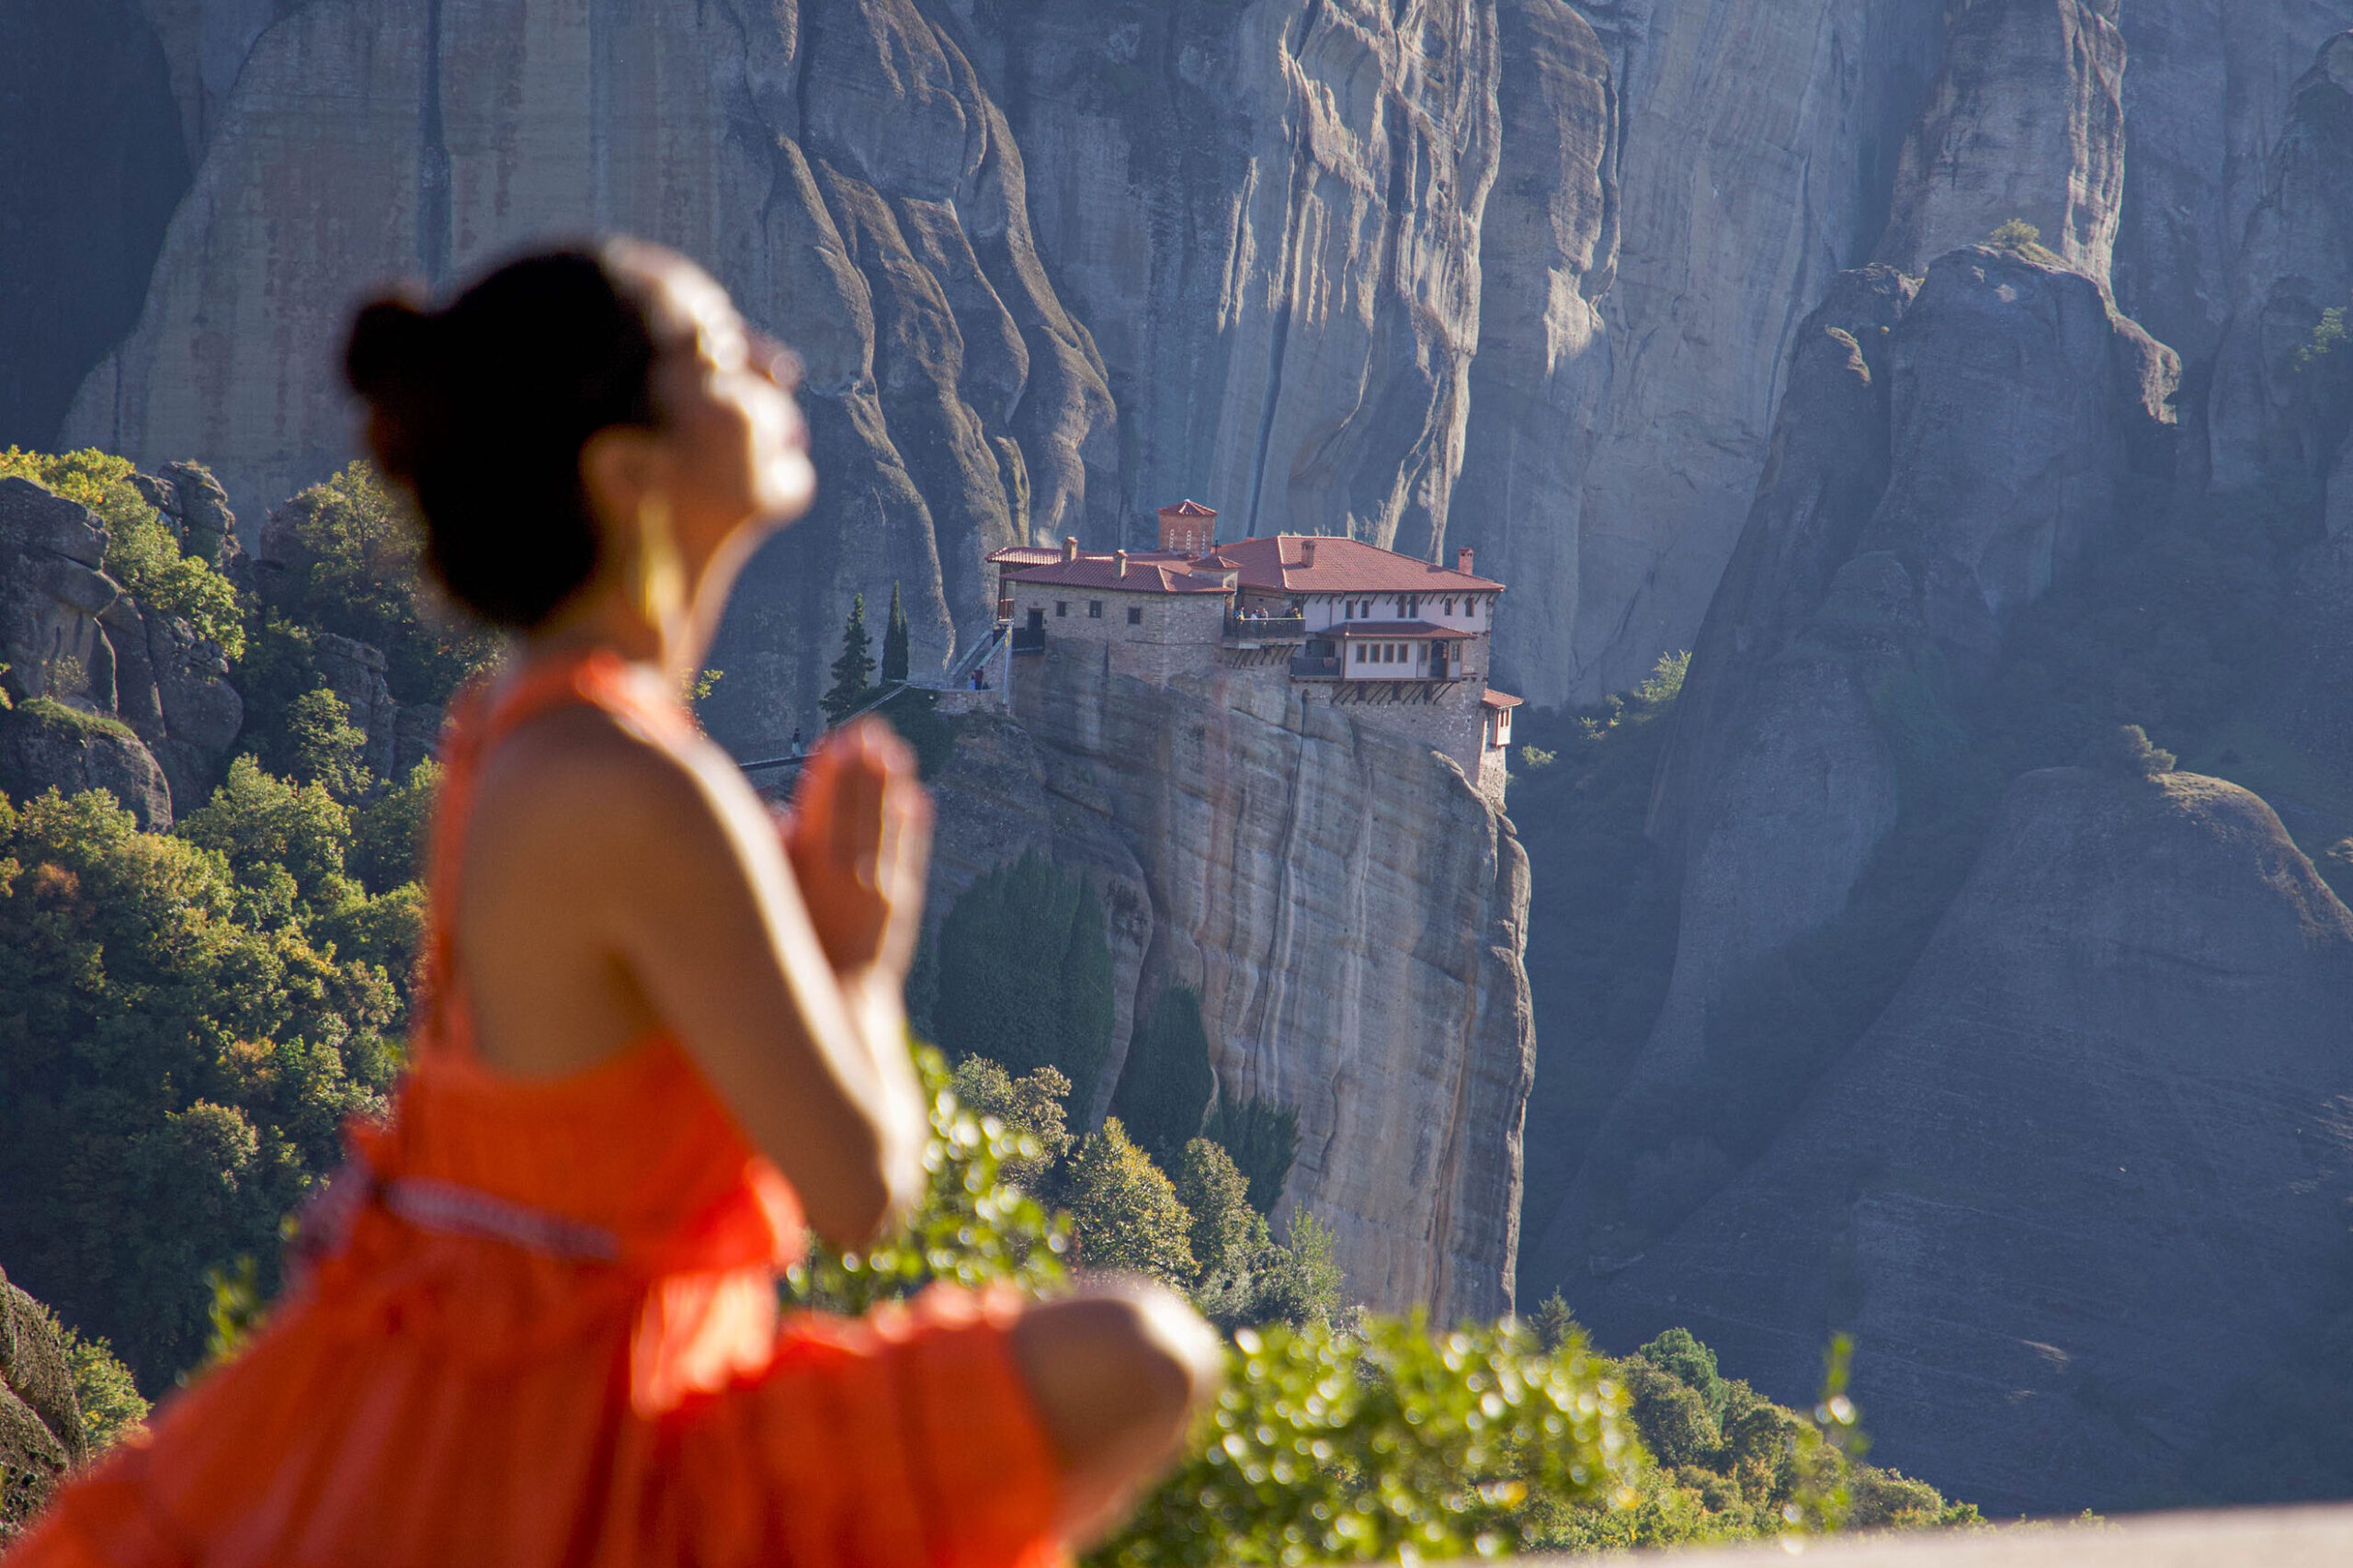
[581,721,931,1244]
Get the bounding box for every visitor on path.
[7,240,1221,1568]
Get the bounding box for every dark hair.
[344,244,673,628]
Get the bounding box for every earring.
[631,491,686,631]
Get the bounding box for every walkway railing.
[1226,614,1306,642]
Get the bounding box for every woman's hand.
[779,718,934,988]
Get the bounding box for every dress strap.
[414,648,697,1062]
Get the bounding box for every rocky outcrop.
[1553,0,1945,705]
[0,0,189,449]
[64,0,1120,759]
[2206,33,2353,497]
[0,1265,86,1540]
[1448,1,1616,701]
[1577,767,2353,1515]
[1877,0,2128,290]
[134,460,245,579]
[926,653,1536,1323]
[2111,2,2353,365]
[0,475,242,824]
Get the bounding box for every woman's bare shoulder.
[467,704,765,878]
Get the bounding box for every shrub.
[1111,986,1215,1165]
[1065,1119,1198,1285]
[931,851,1115,1108]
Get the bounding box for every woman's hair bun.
[338,245,673,630]
[344,296,437,405]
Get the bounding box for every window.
[1444,597,1455,617]
[1353,644,1365,664]
[1055,601,1067,617]
[1345,601,1355,619]
[1089,600,1103,619]
[1127,605,1142,625]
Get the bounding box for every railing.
[1226,614,1307,642]
[1290,652,1342,679]
[1011,626,1047,653]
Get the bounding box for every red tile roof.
[1211,534,1504,595]
[1004,555,1233,595]
[1481,689,1523,710]
[1158,499,1217,517]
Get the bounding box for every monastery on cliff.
[983,501,1520,802]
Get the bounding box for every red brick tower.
[1157,499,1218,555]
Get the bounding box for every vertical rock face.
[0,1266,88,1540]
[1448,1,1615,700]
[2110,0,2353,364]
[2206,33,2353,496]
[978,0,1502,559]
[0,0,191,449]
[1877,0,2127,290]
[1556,0,1945,706]
[63,0,1120,758]
[1580,769,2353,1515]
[927,651,1537,1322]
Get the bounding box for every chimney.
[1116,549,1129,578]
[1456,545,1474,575]
[1302,537,1317,569]
[1063,536,1079,562]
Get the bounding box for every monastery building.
[986,501,1520,802]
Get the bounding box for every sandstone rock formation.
[0,1266,87,1541]
[1577,767,2353,1515]
[0,475,243,825]
[64,0,1121,759]
[2206,32,2353,497]
[1876,0,2127,290]
[1534,249,2176,1232]
[2111,1,2353,364]
[925,652,1536,1324]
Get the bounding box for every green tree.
[1531,1290,1579,1352]
[0,786,394,1386]
[1064,1119,1197,1285]
[55,1322,148,1451]
[1201,1086,1300,1215]
[1253,1210,1344,1328]
[285,687,372,801]
[822,594,878,724]
[949,1056,1074,1196]
[1172,1138,1258,1287]
[932,852,1115,1108]
[881,582,911,684]
[259,461,496,704]
[1109,986,1215,1164]
[349,758,441,894]
[176,756,359,926]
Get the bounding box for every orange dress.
[8,651,1065,1568]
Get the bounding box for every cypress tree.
[881,583,911,684]
[821,594,877,723]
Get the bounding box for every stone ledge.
[1508,1506,2353,1566]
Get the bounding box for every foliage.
[1065,1119,1199,1285]
[873,687,961,780]
[1201,1086,1300,1217]
[949,1056,1074,1194]
[1986,219,2062,267]
[1110,986,1215,1165]
[1530,1292,1578,1353]
[822,593,878,724]
[930,851,1116,1109]
[0,447,244,658]
[2080,722,2177,778]
[1094,1315,1643,1567]
[285,687,372,801]
[784,1045,1070,1315]
[257,461,497,706]
[881,583,911,684]
[55,1320,149,1449]
[0,784,406,1388]
[2296,305,2349,369]
[349,759,442,894]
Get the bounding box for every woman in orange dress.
[8,240,1222,1567]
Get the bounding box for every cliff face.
[1579,769,2353,1516]
[926,651,1536,1324]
